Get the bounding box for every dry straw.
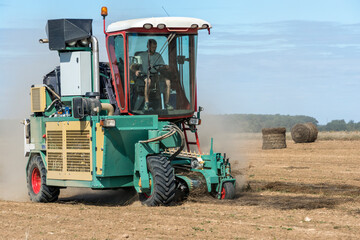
[291,122,318,143]
[262,127,286,150]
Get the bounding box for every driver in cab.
[133,39,173,111]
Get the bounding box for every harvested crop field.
[1,123,360,239]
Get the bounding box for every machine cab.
[105,17,211,119]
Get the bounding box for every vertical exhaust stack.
[90,36,100,99]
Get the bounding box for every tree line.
[202,114,360,132]
[318,119,360,131]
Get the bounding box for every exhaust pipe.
[101,103,114,116]
[90,36,100,99]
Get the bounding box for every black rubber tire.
[173,177,190,203]
[139,155,176,206]
[220,182,235,200]
[27,155,60,202]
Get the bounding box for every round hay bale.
[262,127,286,150]
[291,122,318,143]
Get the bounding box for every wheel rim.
[31,168,41,194]
[220,185,226,199]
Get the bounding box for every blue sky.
[1,0,360,124]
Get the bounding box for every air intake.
[46,19,93,50]
[30,87,46,112]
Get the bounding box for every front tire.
[27,155,60,202]
[139,155,176,206]
[220,182,235,200]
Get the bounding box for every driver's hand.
[135,70,141,76]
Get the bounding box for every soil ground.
[1,126,360,239]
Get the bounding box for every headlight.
[100,119,116,127]
[189,118,201,125]
[143,23,153,29]
[191,158,204,169]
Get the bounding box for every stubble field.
[1,122,360,239]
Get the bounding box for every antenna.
[162,6,170,16]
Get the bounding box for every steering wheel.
[151,64,167,73]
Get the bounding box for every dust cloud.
[197,114,249,190]
[0,119,28,201]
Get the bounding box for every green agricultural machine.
[24,7,236,206]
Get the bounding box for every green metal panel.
[93,176,134,188]
[61,96,74,102]
[44,90,57,117]
[47,179,92,188]
[98,115,158,177]
[134,143,153,192]
[63,47,92,51]
[30,116,45,150]
[159,130,182,149]
[101,129,146,177]
[114,115,158,130]
[47,176,133,188]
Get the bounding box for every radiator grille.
[31,88,41,111]
[47,152,63,171]
[47,130,63,149]
[66,130,90,149]
[67,152,91,172]
[46,121,92,180]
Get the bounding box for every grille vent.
[47,130,63,149]
[48,152,63,171]
[31,87,45,112]
[66,130,90,149]
[31,88,41,111]
[46,121,92,180]
[67,153,91,172]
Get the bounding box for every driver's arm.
[130,63,142,77]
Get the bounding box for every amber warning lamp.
[101,6,108,35]
[101,6,108,18]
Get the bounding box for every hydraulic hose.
[168,123,185,161]
[43,84,60,100]
[139,122,185,161]
[139,127,176,143]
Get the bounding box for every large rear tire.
[139,155,175,206]
[220,182,235,200]
[27,155,60,202]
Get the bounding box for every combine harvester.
[24,7,236,206]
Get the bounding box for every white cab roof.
[106,17,211,33]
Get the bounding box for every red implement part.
[31,168,41,194]
[220,186,226,199]
[182,122,201,153]
[143,193,151,199]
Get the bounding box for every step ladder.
[181,122,201,154]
